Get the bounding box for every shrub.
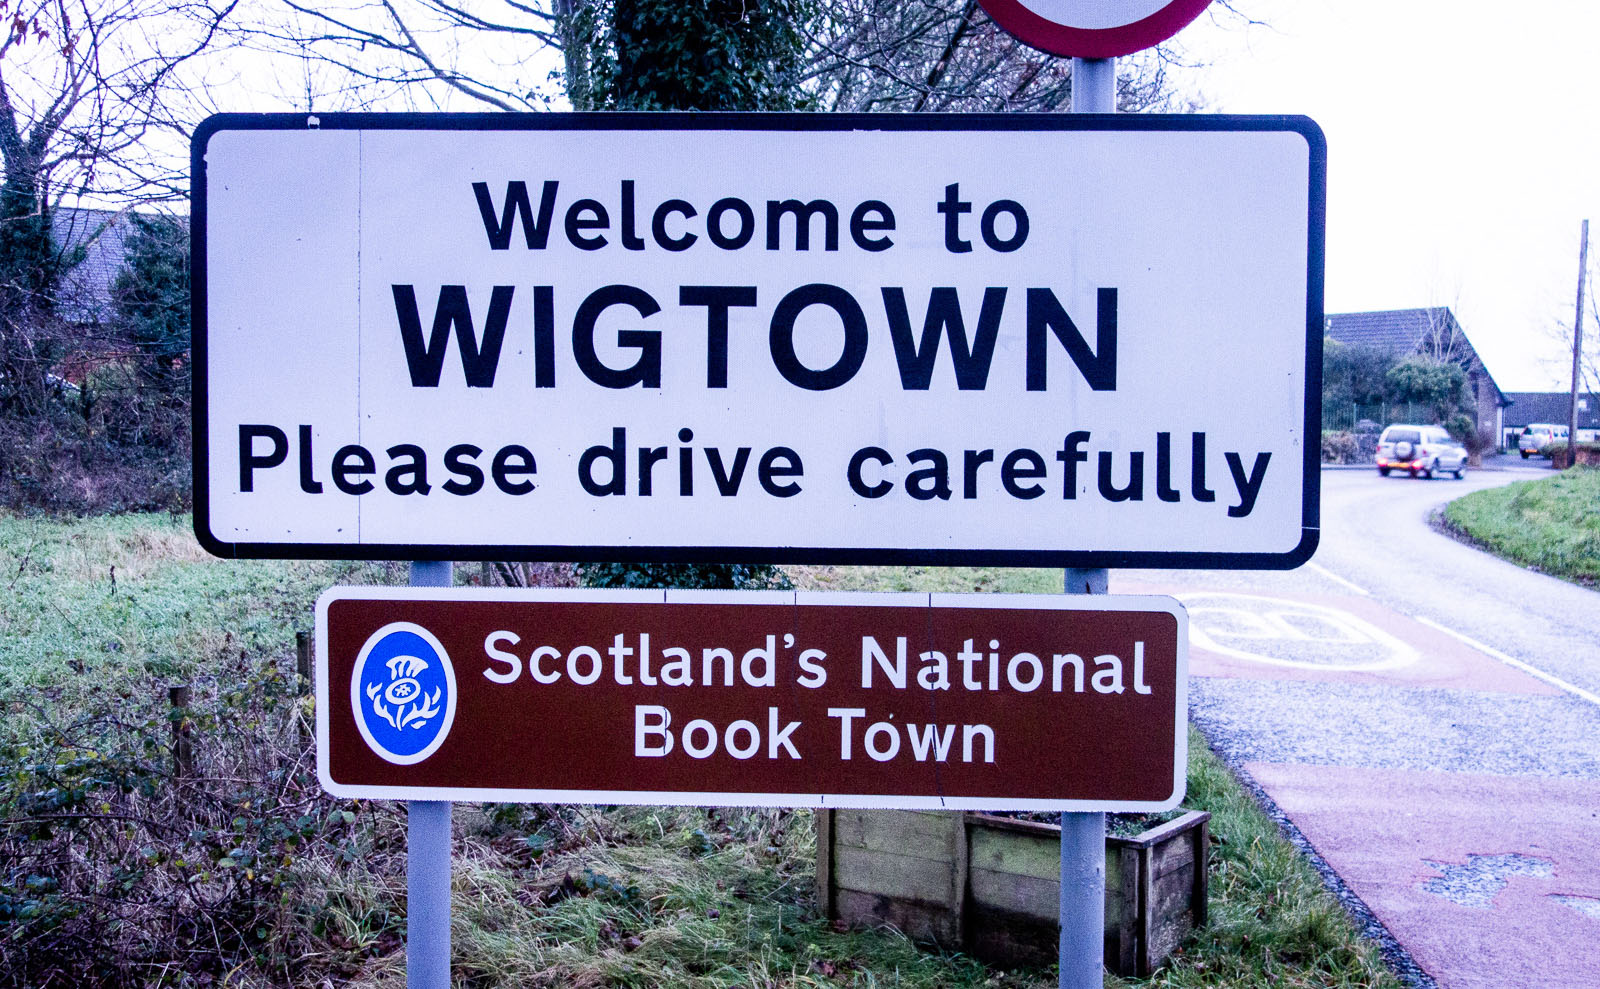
[0,651,391,987]
[0,409,189,514]
[1463,427,1497,459]
[1320,431,1359,464]
[1445,415,1496,463]
[1385,356,1467,421]
[577,562,791,590]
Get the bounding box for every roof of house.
[51,206,187,326]
[1502,391,1600,429]
[1326,307,1458,354]
[1326,306,1508,406]
[51,206,138,325]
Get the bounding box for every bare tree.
[1541,255,1600,398]
[0,0,233,416]
[228,0,1244,116]
[1416,306,1477,366]
[1582,288,1600,396]
[800,0,1196,113]
[222,0,565,112]
[0,0,238,205]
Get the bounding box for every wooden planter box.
[816,808,1209,976]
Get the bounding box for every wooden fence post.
[169,684,194,778]
[295,632,312,695]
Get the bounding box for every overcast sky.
[1168,0,1599,392]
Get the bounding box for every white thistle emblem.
[366,653,442,731]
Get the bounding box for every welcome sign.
[194,113,1324,568]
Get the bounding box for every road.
[1117,462,1600,989]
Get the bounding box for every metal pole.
[1059,570,1107,989]
[1569,219,1589,464]
[1072,57,1117,113]
[1059,55,1116,989]
[408,560,452,988]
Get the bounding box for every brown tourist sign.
[316,588,1187,811]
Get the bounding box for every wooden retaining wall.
[818,809,1209,976]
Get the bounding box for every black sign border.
[192,111,1324,570]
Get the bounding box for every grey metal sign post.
[1060,52,1117,989]
[407,560,452,987]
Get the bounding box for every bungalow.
[1501,391,1600,446]
[1325,307,1510,441]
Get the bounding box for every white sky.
[1173,0,1599,391]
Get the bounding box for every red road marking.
[1247,763,1600,989]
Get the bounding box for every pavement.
[1117,463,1600,988]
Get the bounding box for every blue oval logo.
[351,622,456,765]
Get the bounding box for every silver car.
[1517,423,1568,458]
[1375,424,1468,479]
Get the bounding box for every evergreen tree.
[1322,337,1396,410]
[0,174,66,416]
[0,181,57,314]
[112,214,190,398]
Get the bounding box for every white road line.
[1414,615,1600,709]
[1307,561,1371,597]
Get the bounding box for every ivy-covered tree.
[112,214,191,398]
[569,0,805,592]
[568,0,811,111]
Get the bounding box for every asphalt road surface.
[1118,461,1600,989]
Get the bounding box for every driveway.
[1117,463,1600,988]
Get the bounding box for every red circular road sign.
[979,0,1212,58]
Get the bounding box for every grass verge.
[1441,467,1600,586]
[1,516,1401,987]
[0,510,388,703]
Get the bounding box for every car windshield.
[1386,429,1421,444]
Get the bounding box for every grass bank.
[1,513,1400,987]
[0,510,387,702]
[1442,467,1600,585]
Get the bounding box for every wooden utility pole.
[1571,219,1590,463]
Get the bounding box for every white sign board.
[194,114,1324,569]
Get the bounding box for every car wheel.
[1378,467,1391,477]
[1454,462,1467,479]
[1421,460,1436,479]
[1521,450,1530,459]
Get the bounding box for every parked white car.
[1517,423,1568,458]
[1375,424,1468,479]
